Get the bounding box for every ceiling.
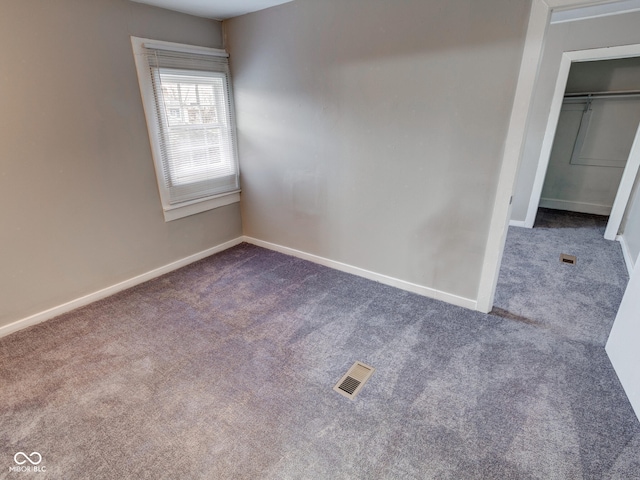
[551,0,640,22]
[131,0,640,22]
[130,0,294,20]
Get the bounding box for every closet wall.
[539,58,640,215]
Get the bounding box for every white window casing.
[131,37,240,221]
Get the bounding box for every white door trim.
[606,251,640,422]
[477,1,640,314]
[524,44,640,229]
[523,53,572,228]
[605,121,640,240]
[476,0,551,313]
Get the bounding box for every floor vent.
[333,361,375,400]
[560,253,577,265]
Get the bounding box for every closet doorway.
[524,45,640,244]
[538,57,640,240]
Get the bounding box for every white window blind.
[132,38,240,221]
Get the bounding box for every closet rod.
[565,89,640,100]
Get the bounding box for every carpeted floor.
[494,208,630,345]
[1,209,639,479]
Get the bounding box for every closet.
[540,58,640,216]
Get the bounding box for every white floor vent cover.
[333,361,375,400]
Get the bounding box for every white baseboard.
[2,235,479,339]
[617,234,635,276]
[539,198,612,216]
[0,237,244,339]
[242,236,478,311]
[509,219,528,228]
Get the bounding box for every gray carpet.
[1,210,639,479]
[494,208,630,345]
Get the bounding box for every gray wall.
[511,11,640,223]
[565,57,640,94]
[0,0,242,328]
[226,0,530,301]
[539,97,640,214]
[539,58,640,216]
[621,168,640,265]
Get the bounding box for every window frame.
[131,37,240,222]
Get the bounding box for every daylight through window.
[132,38,240,221]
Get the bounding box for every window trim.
[131,37,240,222]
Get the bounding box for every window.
[131,37,240,221]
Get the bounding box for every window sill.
[163,190,241,222]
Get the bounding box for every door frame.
[606,120,640,240]
[477,0,639,313]
[523,44,640,233]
